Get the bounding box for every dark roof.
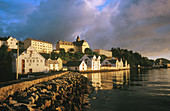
[66,61,82,67]
[87,55,93,59]
[108,59,117,64]
[73,40,85,46]
[0,37,9,41]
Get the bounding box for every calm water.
[83,68,170,111]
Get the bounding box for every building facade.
[0,37,18,49]
[12,46,49,74]
[66,60,87,71]
[24,38,53,53]
[80,55,101,70]
[101,58,130,69]
[56,36,90,53]
[45,59,59,71]
[93,49,112,57]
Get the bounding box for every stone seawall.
[0,72,68,101]
[0,72,91,110]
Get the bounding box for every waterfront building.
[93,49,112,57]
[56,57,63,70]
[56,36,90,53]
[0,37,18,49]
[101,58,130,69]
[80,55,101,70]
[101,59,119,67]
[24,38,53,53]
[167,63,170,68]
[66,60,87,71]
[12,46,49,74]
[45,59,59,71]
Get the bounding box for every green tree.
[85,48,93,55]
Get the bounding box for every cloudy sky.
[0,0,170,60]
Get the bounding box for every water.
[83,68,170,111]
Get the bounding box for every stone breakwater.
[0,72,91,111]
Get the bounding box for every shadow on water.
[83,68,170,111]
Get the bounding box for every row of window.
[24,59,43,63]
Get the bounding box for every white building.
[45,59,59,71]
[66,61,87,71]
[102,58,130,69]
[101,59,119,67]
[0,37,18,49]
[24,38,53,53]
[93,49,112,57]
[12,46,49,74]
[80,55,101,70]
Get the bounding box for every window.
[37,60,39,62]
[37,64,38,66]
[33,60,35,62]
[41,60,43,62]
[27,60,29,62]
[11,42,12,44]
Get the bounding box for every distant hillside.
[111,47,154,67]
[155,58,170,64]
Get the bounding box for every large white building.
[93,49,112,57]
[12,46,49,74]
[24,38,53,53]
[0,37,18,49]
[80,55,101,70]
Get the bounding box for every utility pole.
[16,42,19,79]
[49,52,51,73]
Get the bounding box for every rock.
[30,87,37,92]
[44,100,51,108]
[9,99,17,105]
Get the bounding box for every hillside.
[111,47,154,67]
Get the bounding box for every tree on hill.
[111,47,153,67]
[85,48,93,55]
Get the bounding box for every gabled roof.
[0,37,9,41]
[66,61,82,67]
[108,59,117,64]
[46,59,59,64]
[87,55,93,59]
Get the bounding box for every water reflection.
[83,70,130,91]
[83,68,170,111]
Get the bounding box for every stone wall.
[0,72,91,110]
[0,72,68,101]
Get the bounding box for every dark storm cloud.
[0,0,170,59]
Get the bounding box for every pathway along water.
[83,68,170,111]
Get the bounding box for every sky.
[0,0,170,60]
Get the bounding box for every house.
[0,36,18,49]
[56,57,63,70]
[66,61,87,71]
[93,49,112,57]
[45,59,59,71]
[101,59,119,67]
[56,36,90,53]
[12,46,49,74]
[101,58,130,69]
[24,38,53,53]
[80,55,101,70]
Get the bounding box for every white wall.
[14,46,49,74]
